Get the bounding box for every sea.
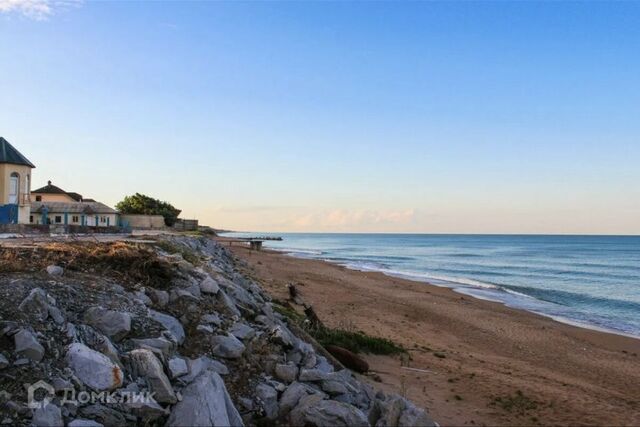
[223,233,640,338]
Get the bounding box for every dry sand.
[225,242,640,427]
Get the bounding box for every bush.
[116,193,181,226]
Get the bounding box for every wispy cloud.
[0,0,81,20]
[288,208,418,231]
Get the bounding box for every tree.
[116,193,182,226]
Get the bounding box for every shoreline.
[266,245,640,341]
[224,240,640,426]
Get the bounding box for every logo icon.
[26,380,55,409]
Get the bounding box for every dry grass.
[0,241,175,288]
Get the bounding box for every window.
[29,216,34,224]
[72,215,79,223]
[100,216,107,223]
[9,173,19,204]
[55,216,62,224]
[35,196,42,202]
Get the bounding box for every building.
[32,181,84,203]
[30,181,118,227]
[30,202,118,227]
[0,137,35,224]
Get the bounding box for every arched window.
[9,172,19,204]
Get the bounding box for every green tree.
[116,193,182,226]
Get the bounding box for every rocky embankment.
[0,236,436,426]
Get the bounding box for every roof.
[31,201,118,215]
[32,181,84,201]
[0,137,36,168]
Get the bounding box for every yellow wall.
[0,163,33,224]
[32,193,77,203]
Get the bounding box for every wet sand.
[225,242,640,426]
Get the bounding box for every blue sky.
[1,1,639,234]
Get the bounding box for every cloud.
[0,0,81,20]
[288,208,418,231]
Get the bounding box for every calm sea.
[224,233,640,337]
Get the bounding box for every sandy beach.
[225,242,640,427]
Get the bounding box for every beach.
[226,242,640,426]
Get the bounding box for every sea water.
[224,233,640,337]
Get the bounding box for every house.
[32,181,84,202]
[30,201,118,226]
[0,137,35,224]
[30,181,118,227]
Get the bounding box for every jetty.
[223,236,282,251]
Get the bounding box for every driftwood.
[303,304,324,330]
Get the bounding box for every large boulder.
[46,265,64,277]
[166,371,243,427]
[229,322,256,341]
[127,349,176,404]
[326,345,369,373]
[32,403,63,427]
[149,310,185,345]
[18,288,50,321]
[274,363,299,384]
[210,334,245,359]
[279,382,323,417]
[255,383,278,420]
[289,395,369,427]
[84,307,131,342]
[168,357,189,379]
[14,329,45,362]
[182,356,228,382]
[199,276,220,294]
[66,343,123,391]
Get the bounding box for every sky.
[1,1,639,234]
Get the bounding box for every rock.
[210,334,245,359]
[149,310,185,345]
[279,382,322,417]
[199,276,220,294]
[216,290,241,318]
[196,324,214,334]
[168,357,189,379]
[170,289,199,302]
[299,368,330,382]
[289,396,369,427]
[274,363,299,384]
[127,349,176,404]
[68,419,104,427]
[201,313,222,326]
[14,329,45,362]
[48,306,65,324]
[133,291,153,306]
[51,377,73,392]
[18,288,50,321]
[255,383,278,420]
[271,325,296,348]
[321,380,349,396]
[182,356,228,382]
[0,354,8,369]
[131,337,175,358]
[33,403,63,427]
[123,396,168,423]
[370,395,436,427]
[398,399,437,427]
[229,322,256,341]
[46,265,64,277]
[84,307,131,341]
[326,345,369,373]
[148,290,169,308]
[66,343,123,391]
[166,371,243,427]
[78,404,126,426]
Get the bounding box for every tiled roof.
[0,137,36,168]
[31,201,117,215]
